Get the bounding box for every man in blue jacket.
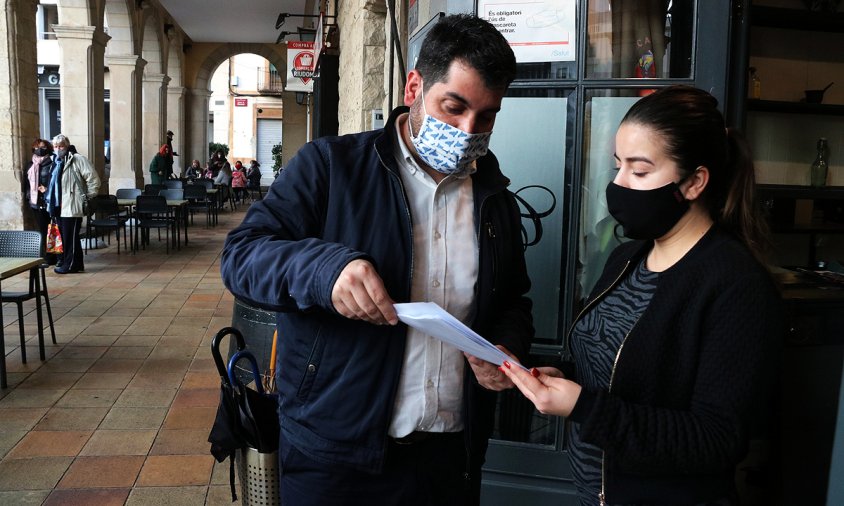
[221,13,533,506]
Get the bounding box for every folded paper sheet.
[394,302,527,370]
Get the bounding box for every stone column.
[142,73,170,184]
[185,88,212,166]
[54,25,110,185]
[337,0,387,134]
[0,0,39,229]
[106,54,146,191]
[167,86,186,175]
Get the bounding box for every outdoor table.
[119,199,189,250]
[0,257,45,388]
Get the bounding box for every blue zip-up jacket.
[221,107,533,480]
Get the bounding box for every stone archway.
[140,11,168,182]
[184,43,307,168]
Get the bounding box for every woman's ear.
[683,166,709,201]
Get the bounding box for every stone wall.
[337,0,387,135]
[0,0,40,229]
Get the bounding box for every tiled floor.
[0,202,251,505]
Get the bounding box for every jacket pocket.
[295,326,326,402]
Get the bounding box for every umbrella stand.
[228,349,280,506]
[208,327,280,504]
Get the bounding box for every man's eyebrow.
[441,91,501,113]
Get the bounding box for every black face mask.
[606,181,689,240]
[34,148,48,156]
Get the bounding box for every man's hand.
[331,259,398,325]
[466,345,517,391]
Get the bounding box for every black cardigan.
[566,226,782,505]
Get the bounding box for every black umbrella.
[208,327,280,502]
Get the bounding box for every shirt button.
[434,231,441,240]
[432,280,440,288]
[426,379,434,387]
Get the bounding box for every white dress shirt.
[388,116,480,438]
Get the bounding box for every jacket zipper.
[598,312,640,506]
[561,259,633,506]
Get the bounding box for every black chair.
[86,195,129,254]
[184,185,215,226]
[115,188,141,200]
[163,180,183,190]
[195,179,214,190]
[144,184,166,196]
[135,195,175,253]
[0,230,56,363]
[159,188,184,201]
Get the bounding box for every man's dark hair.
[415,14,516,92]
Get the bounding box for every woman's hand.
[499,363,581,417]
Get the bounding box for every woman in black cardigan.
[501,86,781,505]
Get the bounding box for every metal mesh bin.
[236,446,279,505]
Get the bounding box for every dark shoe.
[54,267,69,274]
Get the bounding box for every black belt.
[389,431,463,446]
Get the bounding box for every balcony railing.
[257,68,283,94]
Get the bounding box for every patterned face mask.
[410,87,492,176]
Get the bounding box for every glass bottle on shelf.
[810,137,829,187]
[748,67,761,99]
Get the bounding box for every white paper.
[394,302,527,370]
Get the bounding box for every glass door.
[479,1,733,503]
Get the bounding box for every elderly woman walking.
[45,134,100,274]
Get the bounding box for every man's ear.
[404,70,423,107]
[683,166,709,201]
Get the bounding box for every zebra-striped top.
[567,257,658,506]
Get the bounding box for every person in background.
[201,161,214,180]
[46,134,100,274]
[246,160,261,188]
[23,138,57,265]
[231,160,247,202]
[209,149,229,179]
[500,86,782,506]
[185,159,201,181]
[149,144,173,185]
[221,14,533,506]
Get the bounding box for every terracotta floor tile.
[16,371,80,390]
[0,407,48,431]
[99,407,167,430]
[150,429,210,455]
[58,456,145,488]
[136,455,214,486]
[138,359,191,377]
[207,484,238,505]
[0,431,26,459]
[163,406,216,430]
[56,388,122,408]
[127,372,183,389]
[0,456,73,490]
[73,372,134,390]
[149,346,197,360]
[88,359,144,374]
[6,430,91,458]
[81,429,157,456]
[125,486,207,505]
[124,317,174,335]
[0,490,51,505]
[115,388,177,408]
[34,407,108,431]
[43,488,130,506]
[102,346,153,360]
[0,389,66,408]
[37,357,97,373]
[171,388,219,408]
[181,371,219,389]
[112,335,160,347]
[53,346,108,359]
[69,335,119,347]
